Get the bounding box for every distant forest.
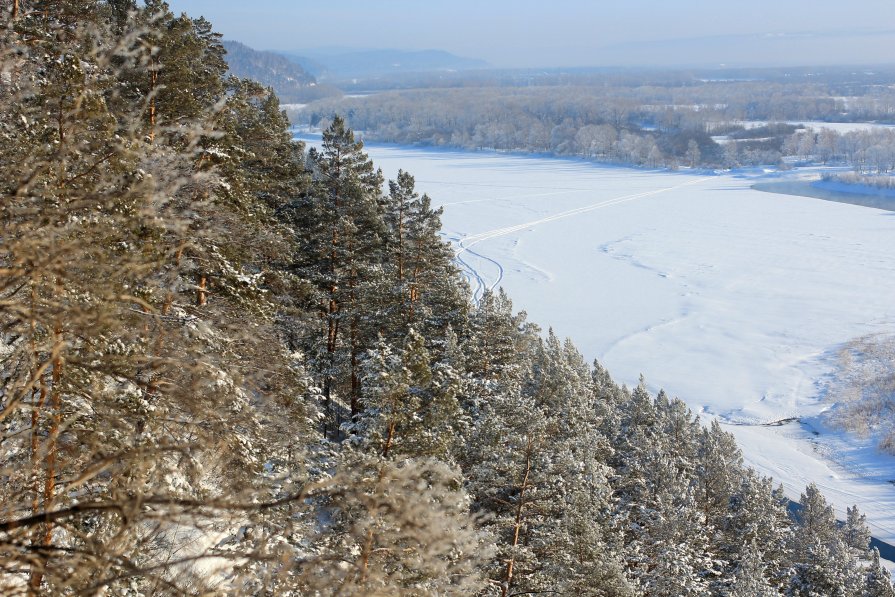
[295,71,895,172]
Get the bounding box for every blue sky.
[167,0,895,67]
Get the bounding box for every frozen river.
[296,133,895,552]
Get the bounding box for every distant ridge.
[222,40,340,102]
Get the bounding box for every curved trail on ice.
[453,176,713,302]
[463,246,506,302]
[454,248,488,300]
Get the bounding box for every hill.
[222,40,340,102]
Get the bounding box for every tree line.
[295,84,895,172]
[785,127,895,174]
[1,2,893,595]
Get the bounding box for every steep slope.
[222,40,339,102]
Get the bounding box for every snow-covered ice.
[295,134,895,553]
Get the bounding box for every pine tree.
[696,419,752,589]
[843,504,872,557]
[787,538,864,596]
[697,419,743,521]
[725,472,794,590]
[358,331,422,458]
[463,289,531,384]
[126,2,227,143]
[864,548,895,597]
[357,326,470,462]
[424,328,467,460]
[384,169,416,332]
[291,116,385,432]
[620,451,715,595]
[728,541,779,597]
[534,334,631,595]
[289,454,486,596]
[398,173,465,333]
[209,77,310,213]
[788,484,865,595]
[464,325,629,596]
[795,483,839,553]
[0,7,313,592]
[0,12,184,589]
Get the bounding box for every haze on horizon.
[168,0,895,68]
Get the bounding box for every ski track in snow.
[438,187,584,207]
[462,245,505,303]
[453,177,713,302]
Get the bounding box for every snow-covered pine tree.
[464,321,630,595]
[531,333,631,595]
[358,328,461,460]
[292,116,386,430]
[383,169,417,334]
[696,419,743,523]
[725,472,794,590]
[788,483,865,595]
[794,483,840,553]
[864,548,895,597]
[843,504,872,557]
[463,289,533,385]
[696,419,751,589]
[382,169,467,345]
[787,537,864,596]
[0,5,314,592]
[727,541,780,597]
[286,454,486,596]
[618,448,715,595]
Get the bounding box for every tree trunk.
[28,280,43,514]
[358,527,375,584]
[29,379,47,510]
[43,328,63,533]
[323,179,340,437]
[346,227,360,419]
[29,326,64,595]
[162,244,186,316]
[396,198,406,324]
[196,275,207,306]
[408,255,423,324]
[323,292,338,438]
[382,419,397,459]
[350,315,360,418]
[502,435,534,597]
[148,63,158,143]
[27,377,47,596]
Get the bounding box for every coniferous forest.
[0,2,893,595]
